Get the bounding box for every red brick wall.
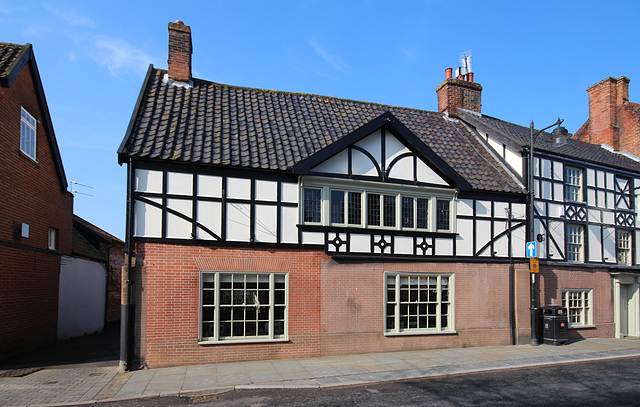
[135,242,534,368]
[106,242,124,323]
[0,60,74,356]
[538,265,614,338]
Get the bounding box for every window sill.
[568,324,596,329]
[384,330,457,337]
[198,337,290,346]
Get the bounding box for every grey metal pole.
[529,121,539,346]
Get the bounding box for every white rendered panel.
[135,169,163,193]
[534,180,540,199]
[312,150,349,174]
[587,188,596,206]
[494,202,509,219]
[196,201,221,240]
[512,203,526,220]
[493,221,509,257]
[541,159,552,179]
[416,160,448,185]
[457,199,474,216]
[588,209,601,223]
[606,172,615,190]
[281,182,298,203]
[540,180,552,200]
[456,219,474,256]
[553,182,564,202]
[280,206,298,244]
[603,211,615,225]
[534,157,540,177]
[301,231,324,245]
[475,219,492,256]
[487,137,502,155]
[548,221,565,260]
[354,130,382,166]
[226,203,250,241]
[166,199,192,239]
[351,149,378,177]
[549,203,564,218]
[588,225,602,262]
[534,201,546,216]
[388,156,413,181]
[597,171,605,188]
[227,178,251,200]
[553,161,563,180]
[534,218,546,258]
[167,172,193,196]
[255,205,277,243]
[512,224,526,258]
[385,133,410,167]
[198,175,222,198]
[587,168,596,187]
[350,234,370,253]
[603,227,616,263]
[134,197,162,237]
[606,192,615,209]
[435,238,453,256]
[394,236,414,255]
[476,201,491,217]
[597,190,606,208]
[255,180,278,202]
[504,147,522,177]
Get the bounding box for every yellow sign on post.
[530,257,539,273]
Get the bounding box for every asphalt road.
[100,356,640,407]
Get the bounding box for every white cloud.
[88,35,152,77]
[45,4,95,27]
[309,40,354,75]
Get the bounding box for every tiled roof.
[119,67,525,194]
[459,110,640,174]
[0,42,26,84]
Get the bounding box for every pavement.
[1,334,640,407]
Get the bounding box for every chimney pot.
[445,68,453,79]
[468,72,474,83]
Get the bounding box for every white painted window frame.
[566,224,584,262]
[384,272,455,336]
[300,178,456,233]
[561,289,593,328]
[565,166,583,203]
[617,230,632,265]
[199,271,288,344]
[20,107,37,161]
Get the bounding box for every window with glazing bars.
[561,289,591,327]
[201,272,287,342]
[565,167,583,202]
[617,230,632,265]
[566,224,583,262]
[385,273,452,334]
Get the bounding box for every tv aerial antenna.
[456,50,472,79]
[70,181,94,197]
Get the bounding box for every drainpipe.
[120,158,135,372]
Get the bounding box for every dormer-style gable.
[293,112,470,191]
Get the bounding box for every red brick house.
[0,42,74,357]
[117,22,640,369]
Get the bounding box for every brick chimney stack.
[168,20,192,83]
[436,68,482,117]
[574,76,637,154]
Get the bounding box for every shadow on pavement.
[0,325,120,371]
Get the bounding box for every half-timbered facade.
[118,21,639,369]
[459,109,640,339]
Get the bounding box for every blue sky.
[2,1,639,239]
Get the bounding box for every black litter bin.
[540,305,569,345]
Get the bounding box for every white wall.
[58,256,106,340]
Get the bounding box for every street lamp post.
[527,118,570,346]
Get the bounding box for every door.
[620,284,631,337]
